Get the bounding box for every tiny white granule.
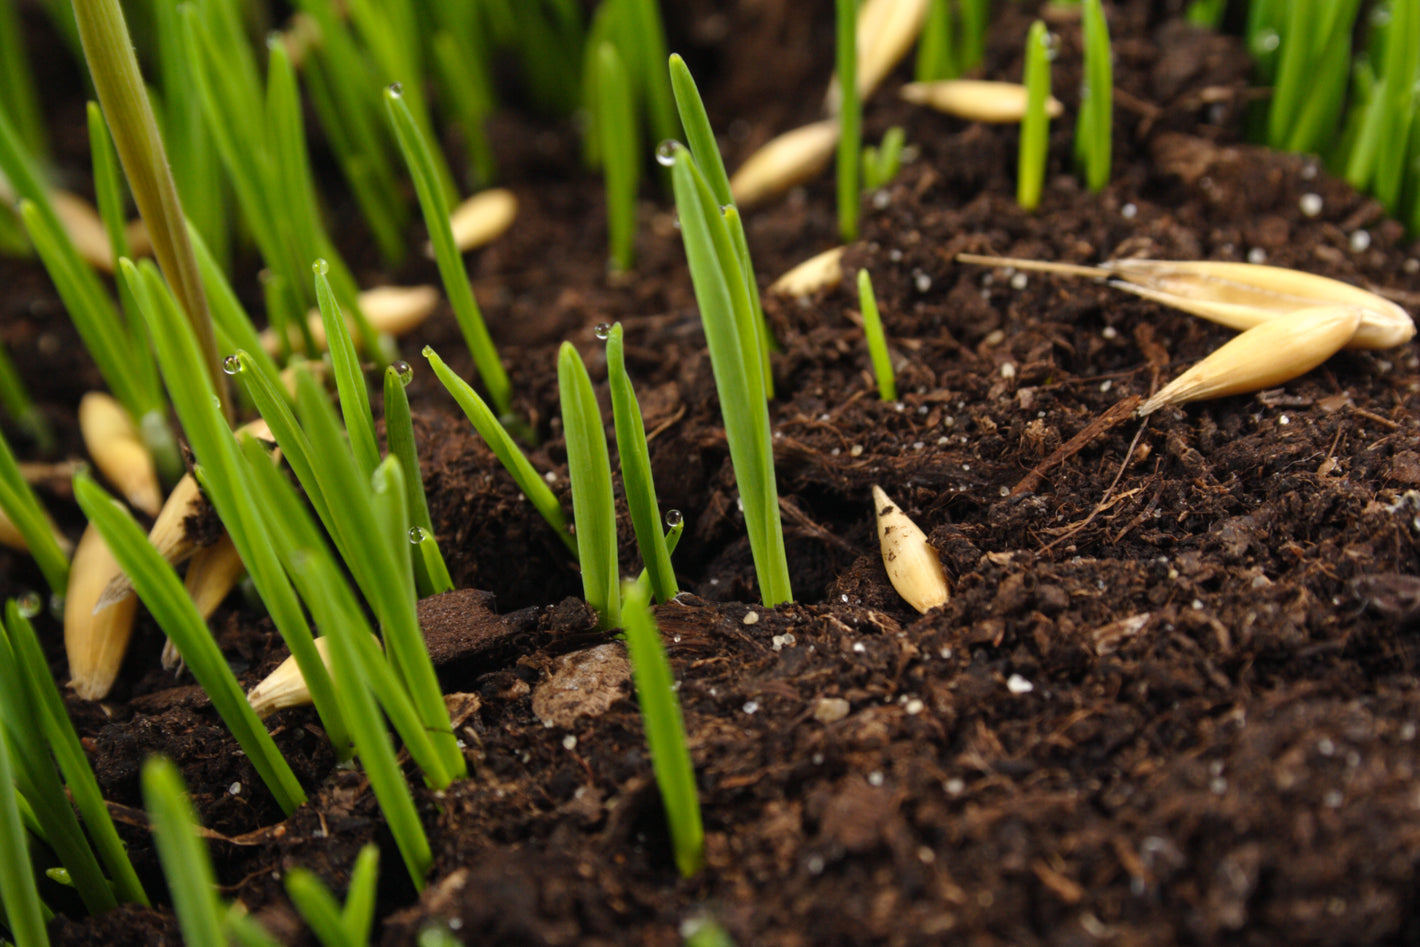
[742,700,759,715]
[1350,230,1372,252]
[562,735,577,750]
[228,782,242,795]
[743,610,760,625]
[1121,203,1137,219]
[1010,272,1028,290]
[867,771,884,787]
[1247,247,1267,264]
[1102,325,1118,340]
[904,698,924,715]
[1007,674,1034,695]
[1000,362,1016,379]
[914,271,932,292]
[1299,193,1323,216]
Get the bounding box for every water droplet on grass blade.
[312,259,329,275]
[388,82,404,98]
[409,526,427,544]
[392,360,413,385]
[222,354,243,374]
[655,140,680,166]
[16,591,42,618]
[593,323,612,340]
[665,509,683,527]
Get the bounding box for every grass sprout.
[75,469,307,815]
[1017,21,1052,211]
[284,844,380,947]
[0,431,70,597]
[384,362,454,596]
[141,758,227,947]
[1267,0,1361,157]
[595,41,640,272]
[620,580,703,878]
[425,345,577,555]
[1074,0,1112,192]
[836,0,862,242]
[313,263,380,476]
[667,142,792,606]
[605,323,678,603]
[559,342,621,628]
[0,715,49,947]
[862,126,906,192]
[388,85,512,418]
[857,270,897,401]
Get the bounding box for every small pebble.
[743,610,760,625]
[562,735,577,750]
[228,782,242,795]
[904,698,924,715]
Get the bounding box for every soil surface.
[5,2,1420,945]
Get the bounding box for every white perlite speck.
[1006,674,1034,695]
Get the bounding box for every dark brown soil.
[6,2,1420,944]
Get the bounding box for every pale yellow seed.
[50,190,114,272]
[872,485,950,614]
[0,505,72,558]
[825,0,932,112]
[1139,305,1362,415]
[901,80,1065,123]
[65,523,138,701]
[769,246,847,297]
[260,284,440,356]
[246,637,336,719]
[79,392,162,517]
[956,253,1415,350]
[729,120,841,209]
[162,534,246,670]
[445,188,519,254]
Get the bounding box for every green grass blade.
[3,602,147,905]
[915,0,957,82]
[141,758,225,947]
[596,42,639,272]
[386,86,512,417]
[622,0,678,146]
[76,472,307,815]
[606,324,676,603]
[669,146,791,606]
[187,223,282,389]
[86,101,130,266]
[424,346,576,555]
[383,363,453,596]
[620,581,703,878]
[857,269,896,402]
[1075,0,1112,192]
[313,264,380,476]
[284,869,352,947]
[558,342,620,628]
[341,844,380,943]
[0,336,50,452]
[0,0,47,161]
[0,718,50,947]
[1018,21,1051,211]
[835,0,860,242]
[0,431,69,597]
[226,907,284,947]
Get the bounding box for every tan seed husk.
[161,534,246,670]
[246,636,335,719]
[260,284,440,356]
[825,0,931,112]
[46,190,150,272]
[445,187,519,254]
[1139,305,1362,415]
[873,485,949,613]
[729,120,841,208]
[901,80,1065,123]
[956,253,1415,350]
[769,246,847,297]
[79,391,162,516]
[65,522,138,701]
[0,505,73,557]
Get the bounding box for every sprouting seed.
[259,284,439,356]
[769,246,846,297]
[826,0,931,112]
[872,485,949,614]
[729,120,841,208]
[900,79,1064,123]
[65,523,139,701]
[79,391,162,517]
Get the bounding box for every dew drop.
[665,509,683,527]
[392,360,413,385]
[387,82,404,98]
[593,322,612,340]
[15,590,42,618]
[421,344,435,358]
[312,259,329,275]
[222,353,243,374]
[408,525,428,544]
[655,140,680,166]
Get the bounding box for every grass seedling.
[86,102,131,272]
[596,41,640,272]
[313,262,380,476]
[75,470,307,815]
[2,601,147,905]
[388,86,513,418]
[0,0,46,164]
[836,0,862,242]
[1185,0,1228,28]
[141,758,227,947]
[428,7,497,188]
[284,844,379,947]
[862,126,906,191]
[0,338,49,451]
[0,717,49,947]
[1266,0,1362,156]
[1074,0,1112,192]
[605,324,677,603]
[559,342,620,628]
[424,345,577,555]
[384,362,453,596]
[669,54,776,392]
[0,431,70,597]
[620,581,703,878]
[1017,21,1052,211]
[667,143,792,606]
[1344,0,1417,211]
[72,0,223,409]
[857,270,897,401]
[914,0,956,81]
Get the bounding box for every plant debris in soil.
[5,1,1420,944]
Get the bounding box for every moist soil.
[6,2,1420,944]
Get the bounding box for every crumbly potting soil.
[5,2,1420,944]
